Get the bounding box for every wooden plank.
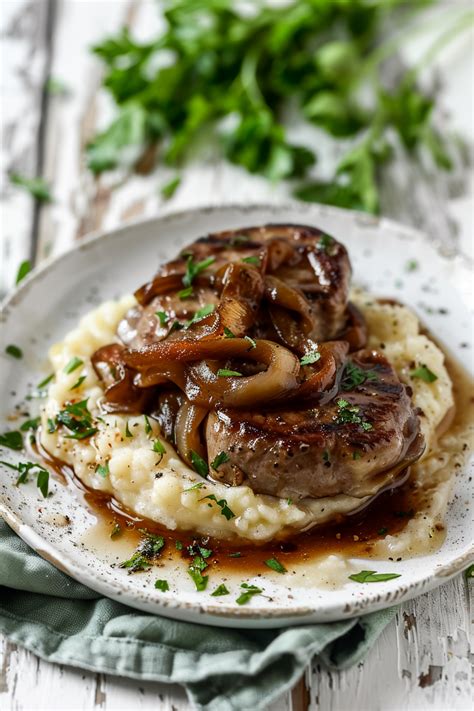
[1,1,472,710]
[0,0,52,293]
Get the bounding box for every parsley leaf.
[217,369,242,377]
[236,583,263,606]
[242,256,260,266]
[349,570,401,583]
[0,431,23,451]
[336,399,372,430]
[182,256,215,288]
[64,357,83,373]
[190,450,209,478]
[16,260,32,284]
[200,494,235,520]
[300,351,321,366]
[6,344,23,359]
[211,451,230,471]
[409,364,438,383]
[56,399,98,440]
[211,584,230,597]
[155,311,168,327]
[20,418,40,432]
[10,173,52,202]
[341,362,378,391]
[155,579,170,592]
[224,327,235,338]
[161,176,181,200]
[185,304,215,328]
[264,557,287,574]
[95,462,110,478]
[188,555,209,591]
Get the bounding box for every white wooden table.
[1,1,473,709]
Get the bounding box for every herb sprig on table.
[88,0,471,213]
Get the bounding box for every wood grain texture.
[1,0,473,709]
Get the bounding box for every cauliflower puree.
[39,292,460,546]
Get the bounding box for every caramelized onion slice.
[175,400,208,464]
[185,339,300,408]
[287,341,349,404]
[134,273,184,306]
[91,344,150,413]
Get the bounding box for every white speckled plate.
[1,203,473,628]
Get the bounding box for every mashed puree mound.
[40,292,456,546]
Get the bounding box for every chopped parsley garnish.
[0,430,23,450]
[15,260,32,284]
[409,364,438,383]
[352,450,362,460]
[125,421,134,438]
[175,540,183,550]
[169,320,184,332]
[223,327,235,338]
[185,304,215,328]
[155,311,168,327]
[95,462,110,478]
[211,584,230,597]
[242,256,260,266]
[200,494,235,520]
[236,583,263,605]
[1,460,50,497]
[217,369,242,377]
[322,450,331,465]
[47,418,56,433]
[144,414,152,436]
[349,570,401,583]
[10,174,52,203]
[119,552,152,573]
[318,234,333,252]
[188,555,209,591]
[6,344,23,359]
[229,552,242,558]
[264,557,287,574]
[286,498,293,506]
[178,286,194,300]
[341,362,378,391]
[37,373,54,389]
[110,522,122,539]
[405,259,419,272]
[245,336,257,349]
[161,175,181,200]
[182,255,215,288]
[183,481,205,492]
[56,399,97,440]
[71,375,86,390]
[152,439,166,463]
[64,356,83,374]
[336,399,372,430]
[210,451,230,471]
[20,417,40,432]
[300,351,321,366]
[190,450,209,478]
[119,531,165,573]
[36,468,49,498]
[155,579,170,592]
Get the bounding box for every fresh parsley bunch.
[88,0,467,213]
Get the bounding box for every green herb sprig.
[88,1,471,213]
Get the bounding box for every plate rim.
[1,201,473,626]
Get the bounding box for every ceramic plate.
[1,203,473,628]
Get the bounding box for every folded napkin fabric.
[0,519,395,711]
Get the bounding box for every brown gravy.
[36,350,474,574]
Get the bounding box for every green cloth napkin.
[0,519,395,710]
